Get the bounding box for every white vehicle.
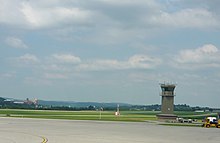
[207,117,217,123]
[176,117,193,123]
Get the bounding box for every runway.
[0,117,220,143]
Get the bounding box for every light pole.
[99,107,103,120]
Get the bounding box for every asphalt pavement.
[0,117,220,143]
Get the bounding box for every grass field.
[0,109,216,122]
[0,109,157,122]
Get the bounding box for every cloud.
[98,0,155,5]
[77,60,126,71]
[0,72,16,79]
[174,44,220,69]
[16,54,39,64]
[8,53,162,86]
[44,73,67,79]
[14,53,160,75]
[128,55,161,69]
[77,55,161,71]
[0,1,92,29]
[9,53,161,82]
[0,0,219,48]
[1,0,219,31]
[0,0,26,26]
[52,54,81,64]
[150,8,219,28]
[21,2,91,29]
[5,37,28,49]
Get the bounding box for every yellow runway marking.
[41,136,48,143]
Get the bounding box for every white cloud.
[16,54,39,64]
[0,72,16,79]
[20,1,91,29]
[150,8,219,28]
[44,73,67,79]
[99,0,152,5]
[0,0,219,49]
[0,1,92,29]
[77,55,161,71]
[174,44,220,69]
[0,0,26,26]
[1,0,218,31]
[77,60,126,71]
[5,37,28,49]
[52,54,81,64]
[128,55,161,69]
[7,54,162,84]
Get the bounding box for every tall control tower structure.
[157,83,177,120]
[160,83,176,114]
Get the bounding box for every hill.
[38,100,131,108]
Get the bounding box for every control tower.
[160,83,176,114]
[157,83,177,120]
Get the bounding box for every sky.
[0,0,220,108]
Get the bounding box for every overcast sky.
[1,0,220,107]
